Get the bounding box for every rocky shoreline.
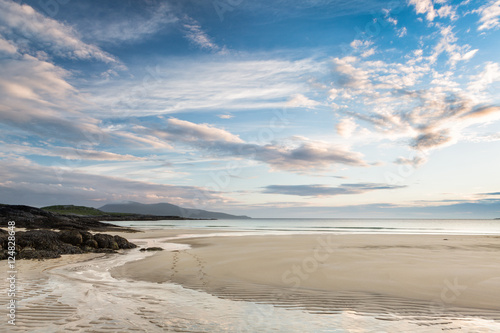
[0,204,171,260]
[0,228,137,260]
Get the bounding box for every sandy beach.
[2,229,500,332]
[112,230,500,311]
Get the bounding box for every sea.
[110,217,500,235]
[11,218,500,333]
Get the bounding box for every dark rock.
[114,235,137,249]
[140,247,164,252]
[16,230,61,251]
[94,234,119,250]
[0,228,7,250]
[84,239,99,248]
[59,230,83,246]
[0,228,137,260]
[80,231,94,242]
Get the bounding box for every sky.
[0,0,499,218]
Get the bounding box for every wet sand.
[2,229,500,332]
[112,231,500,313]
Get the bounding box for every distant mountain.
[42,205,129,216]
[99,202,251,220]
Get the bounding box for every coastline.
[2,228,500,332]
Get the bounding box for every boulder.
[84,239,99,248]
[80,231,94,243]
[94,233,119,250]
[140,247,164,252]
[59,230,83,246]
[114,235,137,249]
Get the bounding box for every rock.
[0,228,7,250]
[0,227,137,260]
[59,230,83,246]
[140,247,164,252]
[16,230,61,252]
[80,231,94,242]
[84,239,99,248]
[94,234,119,250]
[114,235,137,249]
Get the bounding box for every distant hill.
[99,202,251,219]
[0,204,133,231]
[42,205,132,216]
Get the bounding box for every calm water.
[110,218,500,235]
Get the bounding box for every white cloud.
[468,62,500,100]
[0,0,120,65]
[397,27,408,37]
[361,48,376,58]
[409,0,437,21]
[336,118,358,138]
[437,5,458,20]
[0,142,145,162]
[138,119,370,172]
[408,0,458,22]
[182,17,220,51]
[350,39,373,49]
[328,31,500,152]
[158,118,244,143]
[0,34,17,54]
[475,0,500,30]
[286,94,320,108]
[387,17,398,26]
[218,114,234,119]
[0,54,105,142]
[89,56,322,117]
[430,25,478,67]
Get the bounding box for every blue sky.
[0,0,499,218]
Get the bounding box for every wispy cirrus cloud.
[76,2,178,44]
[90,56,322,117]
[0,142,146,162]
[262,183,406,197]
[182,17,221,51]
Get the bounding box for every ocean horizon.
[109,218,500,235]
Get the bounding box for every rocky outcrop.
[0,229,137,260]
[139,247,164,252]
